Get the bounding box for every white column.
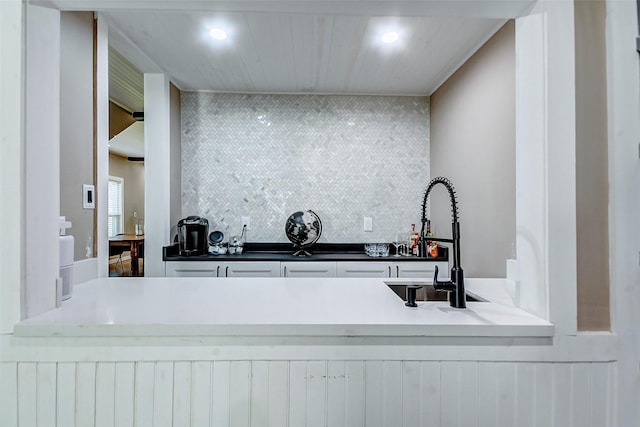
[606,0,640,424]
[24,5,61,318]
[96,14,110,278]
[515,0,578,334]
[144,74,171,277]
[0,0,24,332]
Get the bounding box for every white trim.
[605,0,640,424]
[73,258,98,285]
[96,13,110,278]
[0,0,25,333]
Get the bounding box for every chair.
[109,240,128,276]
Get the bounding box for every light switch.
[363,217,373,232]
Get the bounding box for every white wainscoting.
[0,360,615,427]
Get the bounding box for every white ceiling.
[103,10,506,97]
[37,0,535,158]
[35,0,537,106]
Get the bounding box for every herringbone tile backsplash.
[182,93,430,243]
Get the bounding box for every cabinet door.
[164,261,221,277]
[393,261,449,278]
[222,261,281,277]
[336,262,393,278]
[281,262,337,277]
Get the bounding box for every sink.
[384,281,484,303]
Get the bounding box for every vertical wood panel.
[552,364,572,427]
[365,361,383,427]
[1,363,18,427]
[419,361,441,427]
[267,361,289,427]
[134,362,155,427]
[95,362,116,427]
[36,363,56,427]
[441,362,478,427]
[589,363,610,427]
[251,361,269,427]
[382,361,402,427]
[191,361,212,427]
[344,361,365,427]
[327,361,346,427]
[289,361,307,426]
[153,362,174,427]
[1,359,616,427]
[114,362,135,427]
[515,363,536,427]
[18,363,37,427]
[306,361,327,427]
[56,363,76,427]
[211,361,230,427]
[533,364,553,427]
[172,362,192,427]
[75,362,96,427]
[401,361,421,427]
[478,363,498,427]
[459,362,479,427]
[496,363,517,427]
[570,364,591,427]
[229,361,251,427]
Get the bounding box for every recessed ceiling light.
[381,31,399,44]
[209,28,227,40]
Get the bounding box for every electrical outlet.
[242,216,251,230]
[363,217,373,232]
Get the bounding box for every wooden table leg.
[130,241,139,276]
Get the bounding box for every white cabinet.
[393,261,449,278]
[164,260,448,278]
[336,262,393,278]
[222,261,280,277]
[165,261,221,277]
[281,262,337,277]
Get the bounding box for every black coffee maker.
[177,216,209,256]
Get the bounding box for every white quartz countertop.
[15,277,553,338]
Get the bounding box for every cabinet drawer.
[336,262,392,278]
[222,262,280,277]
[164,261,221,277]
[393,261,449,278]
[281,262,337,277]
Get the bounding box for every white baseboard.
[73,258,98,285]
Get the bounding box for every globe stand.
[292,246,313,257]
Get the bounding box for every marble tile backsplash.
[181,93,430,243]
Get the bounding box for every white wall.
[0,0,23,332]
[24,5,60,317]
[606,0,640,423]
[144,74,171,276]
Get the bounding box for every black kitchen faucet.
[407,176,466,309]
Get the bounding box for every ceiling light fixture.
[381,31,399,44]
[209,28,227,40]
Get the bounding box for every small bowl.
[209,230,224,245]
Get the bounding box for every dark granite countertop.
[163,242,448,262]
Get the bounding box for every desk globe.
[285,210,322,256]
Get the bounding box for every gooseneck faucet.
[414,176,466,309]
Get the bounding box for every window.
[108,176,124,237]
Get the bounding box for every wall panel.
[0,360,616,427]
[181,93,430,243]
